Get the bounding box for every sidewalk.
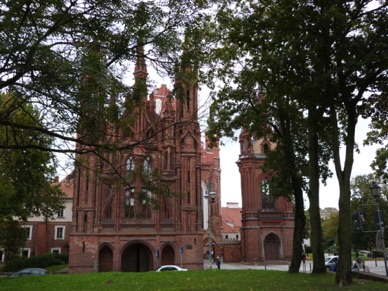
[204,259,388,276]
[203,259,312,273]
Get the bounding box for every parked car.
[156,265,188,272]
[325,256,338,271]
[9,268,49,277]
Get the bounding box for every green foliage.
[4,253,68,272]
[371,250,384,258]
[0,0,211,155]
[0,218,26,262]
[365,117,388,183]
[322,212,339,246]
[350,175,388,251]
[0,93,64,220]
[204,0,387,282]
[0,270,385,290]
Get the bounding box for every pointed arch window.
[261,179,275,209]
[126,156,135,178]
[141,188,152,219]
[107,185,113,197]
[125,188,135,218]
[143,156,152,178]
[163,150,168,170]
[104,203,113,220]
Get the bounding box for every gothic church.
[68,46,293,273]
[68,47,221,272]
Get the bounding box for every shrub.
[4,252,68,272]
[372,250,384,258]
[3,256,30,272]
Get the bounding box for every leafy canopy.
[0,93,64,220]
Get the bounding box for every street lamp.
[204,191,216,269]
[370,181,388,276]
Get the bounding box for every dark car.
[325,256,338,271]
[156,265,188,272]
[10,268,49,277]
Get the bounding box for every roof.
[53,175,74,199]
[221,204,242,233]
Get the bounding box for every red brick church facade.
[68,48,221,273]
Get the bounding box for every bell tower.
[237,131,294,263]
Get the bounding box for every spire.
[174,32,199,122]
[134,44,147,80]
[131,42,148,103]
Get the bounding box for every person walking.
[216,257,221,269]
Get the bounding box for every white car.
[325,256,339,271]
[156,265,188,272]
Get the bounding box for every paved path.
[204,259,388,276]
[204,259,301,272]
[363,260,388,276]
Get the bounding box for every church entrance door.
[264,233,280,260]
[161,245,175,265]
[121,243,152,272]
[99,246,113,272]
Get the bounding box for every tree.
[0,93,64,220]
[0,217,27,262]
[0,92,65,262]
[0,1,213,223]
[350,174,388,252]
[205,0,333,274]
[365,102,388,183]
[322,211,339,251]
[0,0,210,159]
[205,0,387,285]
[207,76,311,273]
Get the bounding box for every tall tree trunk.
[336,179,353,285]
[277,105,306,273]
[308,112,326,273]
[289,182,306,273]
[331,104,357,285]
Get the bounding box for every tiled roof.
[55,175,74,199]
[221,205,242,233]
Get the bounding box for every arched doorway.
[121,243,152,272]
[99,246,113,272]
[264,233,280,260]
[161,245,175,265]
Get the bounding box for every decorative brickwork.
[68,49,221,273]
[237,130,294,263]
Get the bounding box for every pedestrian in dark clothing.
[216,257,221,269]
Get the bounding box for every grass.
[45,264,67,272]
[0,269,386,291]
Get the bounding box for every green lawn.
[0,270,386,291]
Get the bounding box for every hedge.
[4,252,68,272]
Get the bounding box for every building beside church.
[68,47,221,273]
[237,130,294,262]
[11,176,74,260]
